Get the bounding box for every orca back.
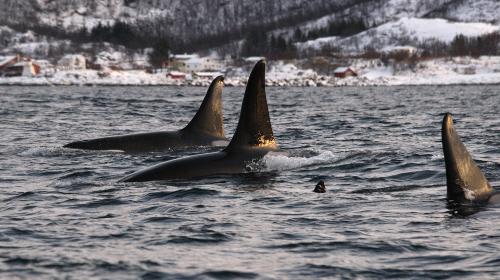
[183,76,225,138]
[442,113,493,202]
[225,60,277,152]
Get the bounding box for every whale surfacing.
[64,76,227,153]
[120,60,278,182]
[442,113,494,203]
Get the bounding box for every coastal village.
[2,49,500,87]
[0,7,499,87]
[0,51,364,86]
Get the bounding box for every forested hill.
[0,0,499,57]
[0,0,361,46]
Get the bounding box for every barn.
[334,67,358,78]
[167,71,187,79]
[0,55,21,72]
[1,60,41,77]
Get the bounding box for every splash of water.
[252,150,338,172]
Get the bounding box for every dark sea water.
[0,85,499,279]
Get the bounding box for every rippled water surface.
[1,85,499,279]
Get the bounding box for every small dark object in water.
[313,181,326,193]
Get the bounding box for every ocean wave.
[73,198,128,208]
[142,188,220,201]
[195,270,259,279]
[18,146,69,157]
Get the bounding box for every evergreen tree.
[450,35,467,56]
[111,21,135,47]
[148,38,170,69]
[241,29,268,57]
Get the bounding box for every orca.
[120,60,278,182]
[442,113,497,204]
[64,76,228,153]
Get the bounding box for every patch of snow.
[358,56,500,85]
[36,2,170,32]
[388,18,498,42]
[443,0,500,24]
[295,36,338,51]
[381,45,418,53]
[171,54,198,60]
[267,61,318,81]
[303,17,500,53]
[243,56,266,62]
[274,0,452,41]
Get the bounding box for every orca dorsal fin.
[225,60,277,151]
[442,113,493,202]
[183,76,225,137]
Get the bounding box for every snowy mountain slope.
[1,0,356,41]
[1,0,499,57]
[297,17,500,52]
[35,0,170,31]
[426,0,500,24]
[5,0,490,44]
[368,17,499,42]
[0,26,49,50]
[0,0,37,25]
[271,0,453,40]
[296,36,340,51]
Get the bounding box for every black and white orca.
[64,76,227,153]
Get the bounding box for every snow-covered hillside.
[272,0,452,40]
[0,0,499,64]
[427,0,500,24]
[2,0,499,48]
[297,18,500,52]
[0,0,355,41]
[36,0,170,31]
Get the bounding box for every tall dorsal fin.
[225,60,277,151]
[183,76,225,137]
[442,113,493,202]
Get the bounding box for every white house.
[193,71,225,79]
[57,54,86,71]
[35,60,55,76]
[243,56,266,63]
[170,54,225,73]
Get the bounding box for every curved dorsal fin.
[442,113,493,201]
[183,76,225,137]
[225,60,277,151]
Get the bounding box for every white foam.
[19,146,64,156]
[431,153,444,160]
[106,150,126,153]
[19,146,124,156]
[256,150,338,172]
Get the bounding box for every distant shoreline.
[2,56,500,87]
[0,82,499,87]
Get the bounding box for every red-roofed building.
[333,67,358,78]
